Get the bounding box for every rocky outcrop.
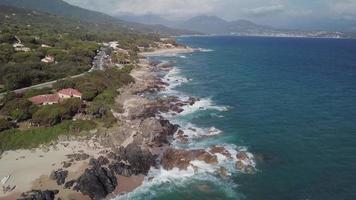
[162,148,218,170]
[176,130,189,144]
[235,151,255,174]
[49,169,68,185]
[112,144,157,176]
[18,190,59,200]
[74,166,117,200]
[209,146,232,158]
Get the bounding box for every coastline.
[0,45,254,200]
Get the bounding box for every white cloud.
[244,4,285,17]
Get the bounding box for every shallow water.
[118,36,356,200]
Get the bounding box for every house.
[41,44,51,48]
[29,94,60,105]
[58,88,82,99]
[41,55,55,63]
[13,43,31,52]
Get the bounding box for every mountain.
[118,14,173,26]
[0,0,196,36]
[117,14,354,38]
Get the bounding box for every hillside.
[0,0,196,36]
[0,5,158,91]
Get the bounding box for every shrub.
[0,118,11,132]
[0,98,36,122]
[53,79,76,90]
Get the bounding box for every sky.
[64,0,356,30]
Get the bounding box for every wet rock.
[74,166,117,200]
[176,130,188,144]
[209,146,232,158]
[187,97,198,105]
[217,167,229,179]
[19,190,59,200]
[114,144,157,175]
[162,148,218,170]
[49,169,68,185]
[236,151,249,160]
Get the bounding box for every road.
[0,48,109,99]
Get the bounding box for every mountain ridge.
[0,0,197,36]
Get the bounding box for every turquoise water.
[121,36,356,200]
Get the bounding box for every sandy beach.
[139,46,194,57]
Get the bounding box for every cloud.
[244,4,285,17]
[330,0,356,19]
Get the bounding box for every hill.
[0,0,196,36]
[118,14,353,38]
[0,5,157,91]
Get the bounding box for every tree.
[0,98,36,122]
[32,105,65,126]
[53,79,76,90]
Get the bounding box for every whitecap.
[195,48,215,52]
[179,98,230,116]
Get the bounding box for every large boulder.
[49,169,68,185]
[74,166,117,200]
[162,149,218,170]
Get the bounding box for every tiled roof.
[29,94,59,105]
[58,88,82,97]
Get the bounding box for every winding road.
[0,48,109,99]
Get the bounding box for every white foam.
[179,98,230,116]
[161,67,188,94]
[195,48,215,52]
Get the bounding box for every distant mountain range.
[0,0,197,36]
[118,14,356,39]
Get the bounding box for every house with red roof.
[29,94,60,105]
[57,88,82,99]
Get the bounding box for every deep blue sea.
[119,36,356,200]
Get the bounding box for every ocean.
[118,36,356,200]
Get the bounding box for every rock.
[19,190,59,200]
[89,156,110,167]
[162,148,218,170]
[236,151,249,160]
[217,167,229,179]
[187,97,197,105]
[118,144,157,175]
[176,130,188,144]
[74,166,117,200]
[195,150,218,165]
[66,153,90,161]
[209,146,232,158]
[62,161,72,168]
[49,169,68,185]
[64,180,76,189]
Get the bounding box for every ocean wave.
[161,67,189,93]
[115,143,254,200]
[179,97,230,116]
[195,48,215,52]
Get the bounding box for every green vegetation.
[0,98,37,122]
[0,118,12,132]
[32,98,82,126]
[0,6,157,91]
[0,120,96,151]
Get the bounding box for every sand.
[0,140,105,198]
[139,47,194,57]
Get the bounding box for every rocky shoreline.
[0,47,255,200]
